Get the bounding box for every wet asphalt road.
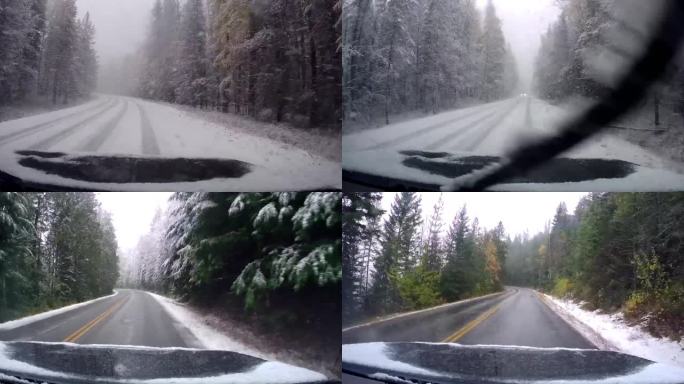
[343,287,596,349]
[0,289,201,348]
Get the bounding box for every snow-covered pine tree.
[480,0,506,102]
[41,0,79,105]
[74,12,97,98]
[176,0,208,107]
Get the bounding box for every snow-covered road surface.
[0,95,341,190]
[343,96,684,191]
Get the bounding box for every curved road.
[0,289,201,348]
[343,287,595,349]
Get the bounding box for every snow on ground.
[0,290,118,331]
[542,293,684,368]
[343,96,684,190]
[0,95,341,190]
[146,292,266,359]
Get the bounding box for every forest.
[343,0,519,126]
[135,0,341,129]
[119,192,341,324]
[533,0,684,125]
[0,192,118,322]
[507,193,684,340]
[0,0,98,107]
[342,193,507,324]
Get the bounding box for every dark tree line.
[343,193,506,325]
[0,0,97,106]
[0,193,119,322]
[121,193,341,316]
[343,0,518,126]
[139,0,342,129]
[506,193,684,340]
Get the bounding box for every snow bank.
[0,290,119,331]
[542,293,684,368]
[145,292,265,359]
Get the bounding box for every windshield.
[341,192,684,382]
[342,0,684,191]
[0,192,342,382]
[0,0,341,191]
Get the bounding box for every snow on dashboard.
[343,96,684,191]
[0,342,328,384]
[543,294,684,369]
[341,342,439,376]
[0,290,118,331]
[0,96,341,191]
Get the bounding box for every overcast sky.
[76,0,156,63]
[476,0,560,91]
[96,193,173,252]
[380,193,587,238]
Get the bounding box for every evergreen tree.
[176,0,208,107]
[480,0,506,101]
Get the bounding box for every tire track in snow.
[29,99,121,151]
[367,101,507,151]
[425,99,518,151]
[0,98,111,146]
[457,98,522,152]
[78,99,129,152]
[135,102,161,155]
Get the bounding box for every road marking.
[63,297,127,343]
[441,302,502,343]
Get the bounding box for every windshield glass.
[341,192,684,382]
[342,0,684,191]
[0,0,341,191]
[0,192,342,382]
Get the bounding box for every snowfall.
[343,96,684,191]
[0,95,341,191]
[0,291,329,383]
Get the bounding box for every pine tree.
[422,194,444,272]
[480,0,506,102]
[74,12,97,97]
[176,0,208,107]
[42,0,79,105]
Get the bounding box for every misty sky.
[76,0,157,63]
[96,192,172,252]
[380,193,587,238]
[476,0,561,91]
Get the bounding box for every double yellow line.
[63,297,127,343]
[441,303,502,343]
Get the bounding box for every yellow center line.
[441,302,503,343]
[63,297,127,343]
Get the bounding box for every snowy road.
[0,290,200,348]
[342,287,595,349]
[343,96,684,190]
[0,95,341,190]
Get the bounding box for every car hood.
[0,151,340,191]
[342,342,684,384]
[343,149,684,191]
[0,342,332,384]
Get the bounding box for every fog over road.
[343,287,595,349]
[0,289,200,348]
